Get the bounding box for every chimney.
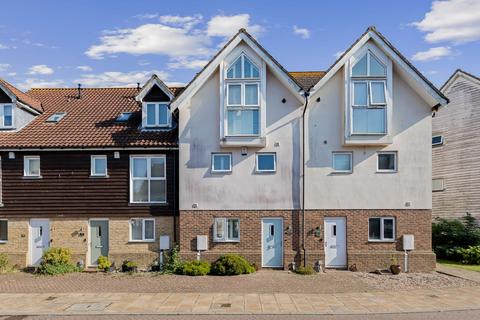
[136,82,141,90]
[77,83,82,99]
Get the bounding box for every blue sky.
[0,0,478,90]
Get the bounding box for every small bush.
[121,260,138,273]
[0,253,11,273]
[457,246,480,265]
[295,266,315,275]
[179,260,211,276]
[210,254,255,276]
[37,247,80,275]
[97,256,112,272]
[162,246,182,274]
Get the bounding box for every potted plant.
[390,255,401,275]
[121,260,138,273]
[97,256,112,272]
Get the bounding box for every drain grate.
[212,303,232,309]
[66,302,110,312]
[428,294,439,298]
[45,296,57,301]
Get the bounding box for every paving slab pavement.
[0,286,479,316]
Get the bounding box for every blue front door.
[262,218,283,267]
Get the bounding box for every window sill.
[255,170,276,174]
[22,176,42,180]
[433,189,446,192]
[90,175,110,179]
[128,202,168,206]
[0,241,7,244]
[220,136,266,148]
[331,171,352,175]
[376,171,397,174]
[213,240,240,243]
[211,170,232,174]
[128,240,156,243]
[368,239,396,243]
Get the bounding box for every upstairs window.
[116,112,133,122]
[255,153,276,173]
[91,155,107,177]
[377,152,397,173]
[144,103,170,128]
[225,54,261,136]
[24,156,40,177]
[130,155,166,203]
[211,153,232,173]
[0,104,13,128]
[0,220,7,243]
[432,135,443,146]
[351,51,387,135]
[332,152,353,173]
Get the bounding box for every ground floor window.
[368,217,395,241]
[214,218,240,242]
[130,218,155,242]
[0,220,7,242]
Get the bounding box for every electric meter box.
[403,234,414,251]
[159,235,170,250]
[197,235,208,251]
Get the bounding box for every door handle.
[95,245,103,248]
[267,245,274,249]
[36,245,44,248]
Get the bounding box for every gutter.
[301,88,310,267]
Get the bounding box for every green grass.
[437,259,480,272]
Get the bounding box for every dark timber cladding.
[0,150,178,217]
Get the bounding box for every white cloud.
[207,14,264,38]
[74,70,169,87]
[86,23,212,59]
[167,58,209,69]
[412,0,480,44]
[7,72,16,77]
[134,13,159,20]
[16,78,65,91]
[0,64,10,72]
[0,43,9,49]
[76,65,93,72]
[159,15,203,30]
[293,25,310,39]
[28,64,54,75]
[412,46,453,61]
[334,51,345,59]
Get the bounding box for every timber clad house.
[0,27,448,272]
[432,70,480,221]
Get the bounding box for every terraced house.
[0,27,448,272]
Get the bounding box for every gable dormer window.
[225,54,261,136]
[350,50,388,135]
[144,103,170,128]
[0,104,13,128]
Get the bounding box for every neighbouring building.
[432,69,480,221]
[0,26,447,272]
[173,27,447,272]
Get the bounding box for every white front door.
[30,219,50,266]
[262,218,283,267]
[324,217,347,268]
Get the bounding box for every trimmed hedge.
[210,254,255,275]
[179,260,211,276]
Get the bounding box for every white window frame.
[432,135,444,146]
[143,102,171,128]
[129,155,167,204]
[368,217,395,242]
[129,218,155,242]
[224,53,262,137]
[377,151,397,173]
[255,152,276,173]
[90,155,108,177]
[332,152,353,173]
[0,219,7,243]
[211,153,232,173]
[46,112,67,123]
[432,178,445,192]
[0,104,14,129]
[213,217,240,242]
[23,156,41,177]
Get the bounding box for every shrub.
[162,246,182,274]
[121,260,138,273]
[457,246,480,265]
[179,260,211,276]
[432,214,480,260]
[295,266,315,275]
[97,256,112,272]
[210,254,255,275]
[0,253,11,273]
[37,247,80,275]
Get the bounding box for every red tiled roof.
[289,71,326,91]
[0,78,43,113]
[0,87,178,149]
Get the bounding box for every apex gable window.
[144,103,170,128]
[350,50,389,135]
[24,156,41,177]
[369,217,395,241]
[214,218,240,242]
[211,153,232,173]
[377,152,397,173]
[130,218,155,242]
[91,155,107,177]
[256,153,276,173]
[332,152,353,173]
[225,53,261,136]
[130,155,166,203]
[0,104,13,128]
[0,220,7,243]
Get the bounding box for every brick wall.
[179,209,435,272]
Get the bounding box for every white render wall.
[178,46,433,211]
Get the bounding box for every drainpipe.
[301,89,310,267]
